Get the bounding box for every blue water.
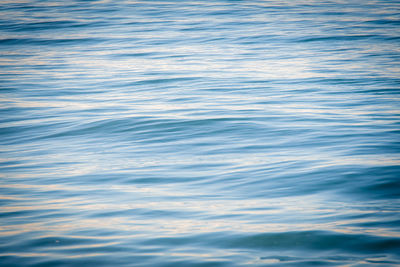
[1,0,400,266]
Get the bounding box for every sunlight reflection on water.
[1,0,400,266]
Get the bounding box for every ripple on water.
[1,0,400,266]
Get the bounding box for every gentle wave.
[1,0,400,266]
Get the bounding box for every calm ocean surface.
[1,0,400,266]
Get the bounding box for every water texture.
[1,0,400,266]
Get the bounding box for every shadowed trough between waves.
[0,0,400,266]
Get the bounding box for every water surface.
[1,0,400,266]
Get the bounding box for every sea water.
[1,0,400,266]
